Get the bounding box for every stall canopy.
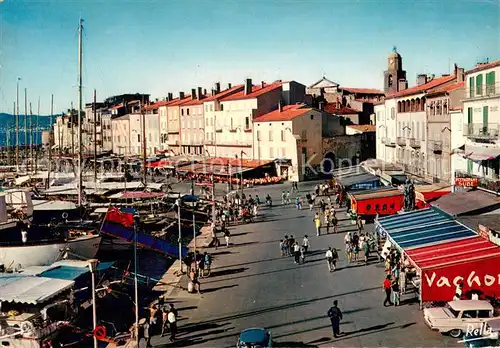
[377,207,477,250]
[0,276,74,305]
[405,236,500,301]
[431,189,500,216]
[336,171,381,190]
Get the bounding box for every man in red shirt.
[383,274,393,306]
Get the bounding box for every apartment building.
[374,98,397,165]
[253,104,323,181]
[53,114,79,153]
[112,114,130,156]
[180,87,206,155]
[158,93,191,155]
[204,79,306,159]
[452,60,500,190]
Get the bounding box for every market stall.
[350,187,403,218]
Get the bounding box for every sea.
[0,113,54,146]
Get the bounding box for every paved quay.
[145,182,458,348]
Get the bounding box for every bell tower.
[384,47,407,94]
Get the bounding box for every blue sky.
[0,0,498,114]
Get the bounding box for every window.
[187,108,190,116]
[462,310,477,319]
[210,104,213,111]
[281,130,285,141]
[269,147,274,158]
[486,71,496,95]
[220,104,224,111]
[257,130,261,141]
[469,76,475,98]
[181,109,184,116]
[483,105,489,130]
[245,117,250,129]
[301,130,307,139]
[282,147,286,157]
[366,204,371,211]
[375,204,380,211]
[443,100,448,114]
[388,75,393,87]
[269,130,273,141]
[382,204,387,211]
[467,107,473,124]
[391,107,395,119]
[205,105,208,112]
[478,310,491,318]
[389,203,395,209]
[476,74,483,96]
[230,118,234,130]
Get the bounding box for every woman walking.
[224,229,231,247]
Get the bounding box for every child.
[279,240,285,257]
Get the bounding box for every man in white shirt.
[325,247,334,272]
[167,304,177,341]
[302,235,310,253]
[293,242,301,264]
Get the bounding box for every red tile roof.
[340,87,385,95]
[386,75,456,99]
[254,104,311,122]
[426,81,465,97]
[346,124,376,133]
[202,84,245,103]
[160,96,192,107]
[180,95,209,106]
[324,105,359,115]
[221,82,284,101]
[466,60,500,75]
[111,103,124,110]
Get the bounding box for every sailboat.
[0,19,101,270]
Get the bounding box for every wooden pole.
[24,88,28,172]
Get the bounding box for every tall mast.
[93,89,97,185]
[24,88,27,172]
[77,17,84,206]
[48,94,53,187]
[141,98,146,185]
[71,101,74,157]
[35,97,40,174]
[29,102,33,172]
[16,78,20,170]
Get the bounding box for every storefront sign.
[420,257,500,302]
[455,177,479,187]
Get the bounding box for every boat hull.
[0,235,102,268]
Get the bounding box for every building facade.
[180,87,206,155]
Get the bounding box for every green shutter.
[467,159,473,174]
[483,105,489,127]
[468,107,473,124]
[469,76,475,97]
[476,74,483,96]
[486,71,496,95]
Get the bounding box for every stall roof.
[377,207,477,249]
[431,189,500,216]
[350,187,401,201]
[406,236,500,270]
[337,172,380,188]
[40,266,89,280]
[457,214,500,232]
[0,276,74,304]
[332,165,365,177]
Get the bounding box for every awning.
[350,187,402,201]
[431,189,500,216]
[464,145,500,161]
[337,172,380,188]
[0,276,74,305]
[376,207,477,250]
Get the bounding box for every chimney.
[455,64,465,82]
[215,82,220,94]
[398,79,408,92]
[197,87,202,100]
[168,93,173,101]
[179,91,185,99]
[417,74,428,86]
[261,81,265,88]
[204,88,207,95]
[211,89,216,96]
[228,83,232,89]
[191,88,196,100]
[245,78,252,95]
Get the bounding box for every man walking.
[167,303,178,341]
[383,275,393,306]
[325,247,334,272]
[302,235,310,253]
[314,213,321,236]
[293,242,301,264]
[327,300,343,338]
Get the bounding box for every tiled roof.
[466,60,500,75]
[202,84,245,103]
[110,103,124,110]
[427,81,464,97]
[386,75,456,99]
[450,106,463,112]
[254,104,311,122]
[221,82,284,101]
[346,124,376,133]
[324,105,359,115]
[167,96,192,106]
[144,102,164,111]
[181,96,208,106]
[340,87,385,95]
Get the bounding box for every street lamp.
[175,198,182,273]
[88,258,99,348]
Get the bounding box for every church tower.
[384,47,407,94]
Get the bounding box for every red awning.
[406,236,500,302]
[464,145,500,161]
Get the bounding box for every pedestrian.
[295,196,301,210]
[363,239,370,265]
[281,191,286,205]
[279,239,285,257]
[308,196,314,210]
[302,235,310,253]
[293,242,301,264]
[331,214,339,234]
[383,274,393,306]
[286,191,291,205]
[161,308,169,337]
[284,235,289,256]
[210,222,219,250]
[356,216,364,231]
[143,318,153,348]
[167,304,178,341]
[300,245,306,263]
[331,247,338,271]
[392,279,400,306]
[314,213,321,236]
[203,252,212,277]
[327,300,343,338]
[453,282,464,301]
[325,247,334,272]
[288,235,295,257]
[224,229,230,247]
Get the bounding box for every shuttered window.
[476,74,483,96]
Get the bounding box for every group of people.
[382,248,404,306]
[280,235,310,264]
[343,231,371,265]
[134,302,179,347]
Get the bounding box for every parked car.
[423,300,495,338]
[237,328,273,348]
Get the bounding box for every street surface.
[150,181,459,348]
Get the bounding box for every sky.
[0,0,498,115]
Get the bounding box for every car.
[423,300,495,338]
[237,328,273,348]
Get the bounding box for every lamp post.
[176,198,182,273]
[88,258,99,348]
[240,150,246,197]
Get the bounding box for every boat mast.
[48,94,54,187]
[16,78,20,170]
[93,89,97,187]
[35,97,40,174]
[29,102,33,172]
[141,97,146,185]
[24,88,27,172]
[77,17,83,206]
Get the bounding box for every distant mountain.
[0,113,54,146]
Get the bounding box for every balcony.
[408,138,421,148]
[429,140,443,153]
[396,137,407,146]
[455,170,500,191]
[382,137,396,147]
[463,123,500,140]
[165,139,179,146]
[465,82,500,100]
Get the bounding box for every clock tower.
[384,47,407,94]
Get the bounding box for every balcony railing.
[463,123,500,139]
[455,170,500,191]
[429,140,443,153]
[396,137,407,146]
[383,137,396,147]
[408,138,421,148]
[465,82,500,100]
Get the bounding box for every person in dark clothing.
[143,318,153,348]
[327,300,343,338]
[383,274,393,306]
